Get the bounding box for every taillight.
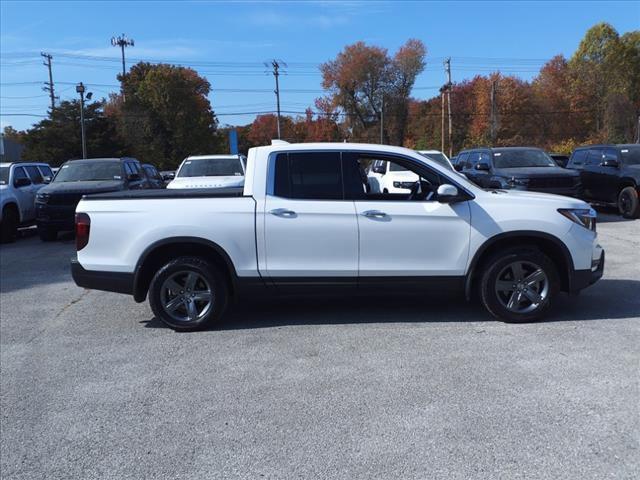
[75,213,90,251]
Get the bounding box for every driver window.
[343,153,443,202]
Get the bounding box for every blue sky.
[1,0,639,131]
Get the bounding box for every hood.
[167,175,245,189]
[493,166,579,178]
[485,188,588,208]
[39,180,125,195]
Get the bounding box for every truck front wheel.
[618,186,640,219]
[480,247,560,323]
[148,256,228,331]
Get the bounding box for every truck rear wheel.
[0,206,18,243]
[617,186,640,219]
[480,247,560,323]
[148,256,228,331]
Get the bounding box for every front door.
[343,153,472,280]
[263,151,359,280]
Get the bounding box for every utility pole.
[490,79,498,143]
[41,52,56,112]
[380,93,384,144]
[111,34,134,100]
[440,87,445,153]
[266,60,285,139]
[444,58,453,158]
[76,83,92,159]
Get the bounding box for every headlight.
[507,176,529,188]
[393,181,416,189]
[36,193,50,203]
[558,208,597,231]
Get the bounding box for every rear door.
[263,151,359,281]
[601,148,621,202]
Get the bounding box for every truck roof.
[250,142,425,157]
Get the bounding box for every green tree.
[20,100,124,166]
[108,62,221,169]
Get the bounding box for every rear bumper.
[71,258,134,295]
[569,250,604,294]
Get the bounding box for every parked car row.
[449,144,640,219]
[0,157,165,243]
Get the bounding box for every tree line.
[4,22,638,169]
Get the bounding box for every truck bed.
[83,187,245,201]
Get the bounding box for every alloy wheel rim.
[495,261,549,314]
[160,270,213,323]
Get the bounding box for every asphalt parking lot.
[1,211,638,479]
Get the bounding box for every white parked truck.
[72,142,604,331]
[167,154,246,189]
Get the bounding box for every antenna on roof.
[271,139,290,146]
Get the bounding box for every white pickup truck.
[72,142,604,331]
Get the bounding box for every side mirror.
[437,184,459,203]
[43,176,52,184]
[602,159,619,168]
[475,162,491,171]
[454,164,463,172]
[14,177,32,188]
[127,173,141,181]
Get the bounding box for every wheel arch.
[1,201,20,223]
[465,231,574,300]
[133,237,238,303]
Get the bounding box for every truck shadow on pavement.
[141,278,640,331]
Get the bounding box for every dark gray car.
[455,147,581,197]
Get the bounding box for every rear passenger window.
[456,152,469,166]
[25,166,44,184]
[273,152,343,200]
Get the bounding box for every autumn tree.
[318,39,426,144]
[107,62,221,169]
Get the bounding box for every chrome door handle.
[269,208,296,217]
[362,210,388,218]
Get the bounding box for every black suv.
[36,157,159,241]
[567,144,640,219]
[455,147,581,197]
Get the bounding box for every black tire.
[148,256,228,331]
[38,226,58,242]
[480,247,560,323]
[617,186,640,219]
[0,206,18,243]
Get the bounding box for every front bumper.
[71,258,134,295]
[36,203,76,230]
[569,249,604,294]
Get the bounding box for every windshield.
[0,167,9,185]
[420,152,451,169]
[493,149,556,168]
[620,146,640,165]
[177,158,244,178]
[53,161,123,182]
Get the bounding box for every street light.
[76,82,92,159]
